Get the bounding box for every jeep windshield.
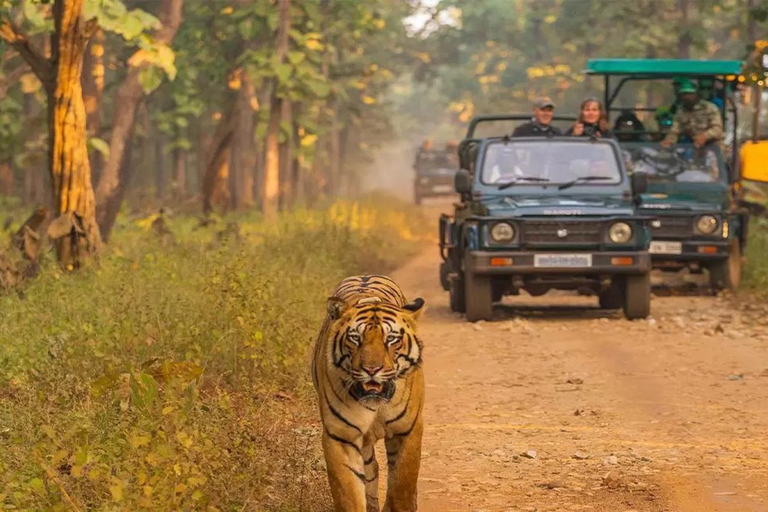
[480,139,622,187]
[621,143,722,184]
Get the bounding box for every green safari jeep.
[585,58,752,291]
[439,115,653,322]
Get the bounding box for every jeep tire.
[709,238,742,292]
[465,271,493,322]
[599,280,623,310]
[623,273,651,320]
[439,261,451,291]
[449,272,466,313]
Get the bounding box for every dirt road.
[388,204,768,512]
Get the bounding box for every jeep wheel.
[599,280,623,310]
[439,262,451,291]
[449,273,466,313]
[465,271,493,322]
[414,189,422,206]
[623,273,651,320]
[709,238,742,292]
[491,279,506,302]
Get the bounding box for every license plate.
[649,241,683,255]
[432,185,453,193]
[534,253,592,268]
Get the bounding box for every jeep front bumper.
[650,239,729,266]
[466,250,651,275]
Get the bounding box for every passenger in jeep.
[661,79,723,149]
[512,97,562,136]
[567,98,614,138]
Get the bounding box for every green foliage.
[84,0,160,41]
[0,197,429,509]
[744,217,768,294]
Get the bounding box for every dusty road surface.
[385,202,768,512]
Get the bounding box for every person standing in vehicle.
[661,79,723,149]
[567,98,613,138]
[513,97,562,136]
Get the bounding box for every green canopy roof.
[586,58,743,76]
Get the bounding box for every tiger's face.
[327,296,425,405]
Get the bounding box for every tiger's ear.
[327,296,348,320]
[402,297,426,321]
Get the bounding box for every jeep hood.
[482,194,635,217]
[638,184,727,212]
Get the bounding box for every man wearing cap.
[661,79,723,149]
[513,97,562,137]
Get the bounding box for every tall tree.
[1,0,101,268]
[95,0,183,241]
[262,0,290,219]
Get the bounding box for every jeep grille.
[522,220,603,244]
[650,216,692,239]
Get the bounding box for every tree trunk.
[82,27,104,183]
[228,78,256,210]
[48,0,102,268]
[261,0,290,219]
[290,108,303,205]
[155,131,166,200]
[173,142,186,200]
[22,92,50,208]
[94,0,183,241]
[0,161,12,196]
[278,99,292,210]
[202,105,237,213]
[676,0,691,59]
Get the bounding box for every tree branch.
[0,64,27,99]
[155,0,184,44]
[0,18,52,85]
[83,18,100,40]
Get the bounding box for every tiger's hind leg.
[382,415,423,512]
[363,444,380,511]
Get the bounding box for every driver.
[661,79,723,149]
[512,97,562,136]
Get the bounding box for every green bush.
[0,198,429,510]
[744,217,768,295]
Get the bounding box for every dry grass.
[0,196,430,510]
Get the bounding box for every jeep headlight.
[490,222,515,242]
[608,222,633,243]
[695,215,718,235]
[419,177,429,185]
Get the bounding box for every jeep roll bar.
[465,114,578,139]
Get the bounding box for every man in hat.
[513,96,562,136]
[661,79,723,149]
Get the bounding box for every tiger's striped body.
[312,275,425,512]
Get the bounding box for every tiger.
[311,275,426,512]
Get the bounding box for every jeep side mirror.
[631,172,648,195]
[455,169,472,195]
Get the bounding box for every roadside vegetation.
[0,196,429,510]
[744,217,768,294]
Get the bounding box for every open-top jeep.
[584,58,762,291]
[439,115,652,322]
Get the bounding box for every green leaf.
[130,372,159,410]
[274,63,293,84]
[138,67,164,94]
[288,51,306,66]
[87,137,110,158]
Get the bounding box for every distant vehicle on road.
[440,115,653,321]
[413,142,459,205]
